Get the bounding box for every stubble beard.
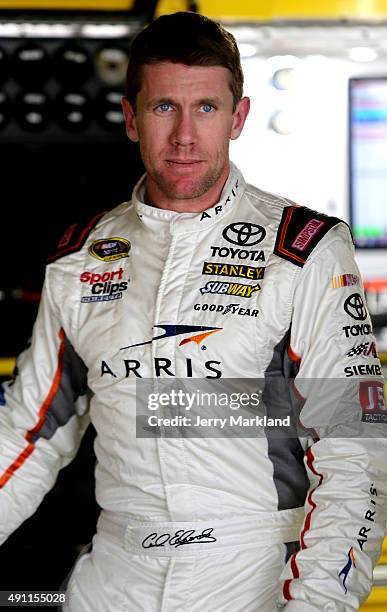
[148,160,226,202]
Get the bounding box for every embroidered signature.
[142,528,217,549]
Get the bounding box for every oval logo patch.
[89,237,130,262]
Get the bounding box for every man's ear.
[122,97,139,142]
[230,96,250,140]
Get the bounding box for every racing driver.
[1,11,387,612]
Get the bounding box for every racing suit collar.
[132,162,245,234]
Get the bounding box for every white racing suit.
[1,163,386,611]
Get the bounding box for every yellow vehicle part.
[0,0,387,19]
[361,587,387,610]
[0,358,15,377]
[0,0,134,8]
[197,0,387,20]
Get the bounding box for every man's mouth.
[165,159,203,165]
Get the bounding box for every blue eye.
[158,103,171,112]
[201,104,214,113]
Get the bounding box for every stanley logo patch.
[202,262,265,281]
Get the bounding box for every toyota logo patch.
[222,222,266,246]
[344,293,367,321]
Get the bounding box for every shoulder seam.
[47,211,106,264]
[47,201,132,264]
[273,205,345,268]
[244,186,291,211]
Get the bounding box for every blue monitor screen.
[349,77,387,248]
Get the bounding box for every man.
[1,11,386,612]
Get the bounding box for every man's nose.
[171,111,196,146]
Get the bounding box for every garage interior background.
[0,1,386,610]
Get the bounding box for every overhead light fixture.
[0,22,78,38]
[272,68,297,90]
[269,110,295,135]
[238,43,257,58]
[16,90,50,132]
[82,24,131,39]
[13,43,51,85]
[95,47,129,86]
[0,21,135,39]
[55,44,91,85]
[22,23,78,38]
[349,47,378,62]
[55,90,91,131]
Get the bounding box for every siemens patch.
[344,363,382,377]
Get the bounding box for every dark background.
[0,8,146,607]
